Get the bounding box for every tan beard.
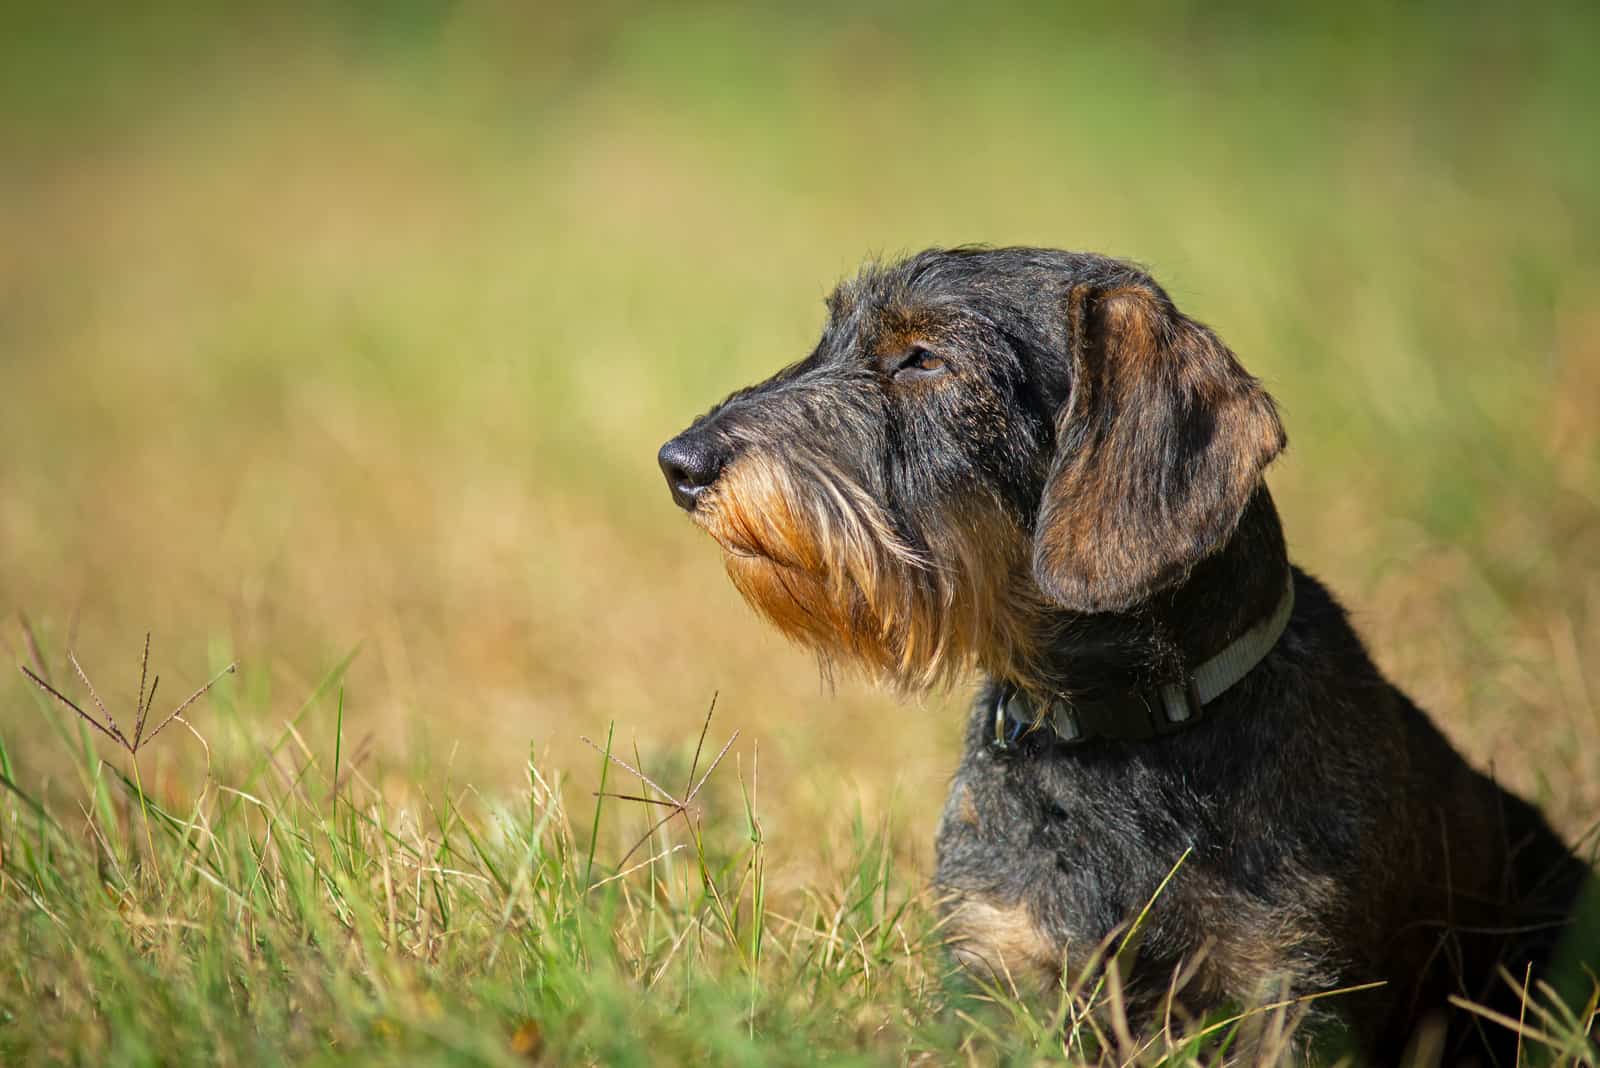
[691,453,1045,693]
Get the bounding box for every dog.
[657,247,1589,1060]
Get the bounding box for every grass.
[0,641,1293,1065]
[13,640,1556,1067]
[1,2,1598,1062]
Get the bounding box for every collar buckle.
[1155,675,1205,728]
[987,567,1296,749]
[987,567,1294,749]
[991,684,1033,750]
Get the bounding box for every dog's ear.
[1031,281,1286,613]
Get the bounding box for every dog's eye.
[893,347,948,381]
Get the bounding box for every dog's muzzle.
[657,429,728,512]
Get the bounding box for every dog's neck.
[1015,487,1291,703]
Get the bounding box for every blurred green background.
[3,1,1597,850]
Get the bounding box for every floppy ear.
[1031,281,1286,613]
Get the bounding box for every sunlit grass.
[1,3,1597,1062]
[19,639,1578,1065]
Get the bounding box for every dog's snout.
[658,432,727,511]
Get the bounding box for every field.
[2,3,1598,1063]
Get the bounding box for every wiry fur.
[1035,283,1287,613]
[697,447,1039,691]
[660,247,1592,1061]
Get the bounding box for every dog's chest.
[933,714,1353,1002]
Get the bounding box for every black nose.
[658,432,726,511]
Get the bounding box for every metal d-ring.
[992,685,1013,750]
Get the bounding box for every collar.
[992,568,1296,749]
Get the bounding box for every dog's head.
[659,247,1285,690]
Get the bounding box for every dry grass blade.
[588,844,689,891]
[17,613,50,682]
[17,640,234,760]
[684,692,718,799]
[1102,958,1137,1062]
[132,632,152,748]
[594,792,680,808]
[687,729,740,808]
[580,736,681,807]
[615,791,700,873]
[143,662,238,745]
[625,757,735,877]
[1446,994,1565,1049]
[68,651,129,748]
[1517,962,1532,1068]
[134,676,160,751]
[582,702,741,875]
[19,665,122,746]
